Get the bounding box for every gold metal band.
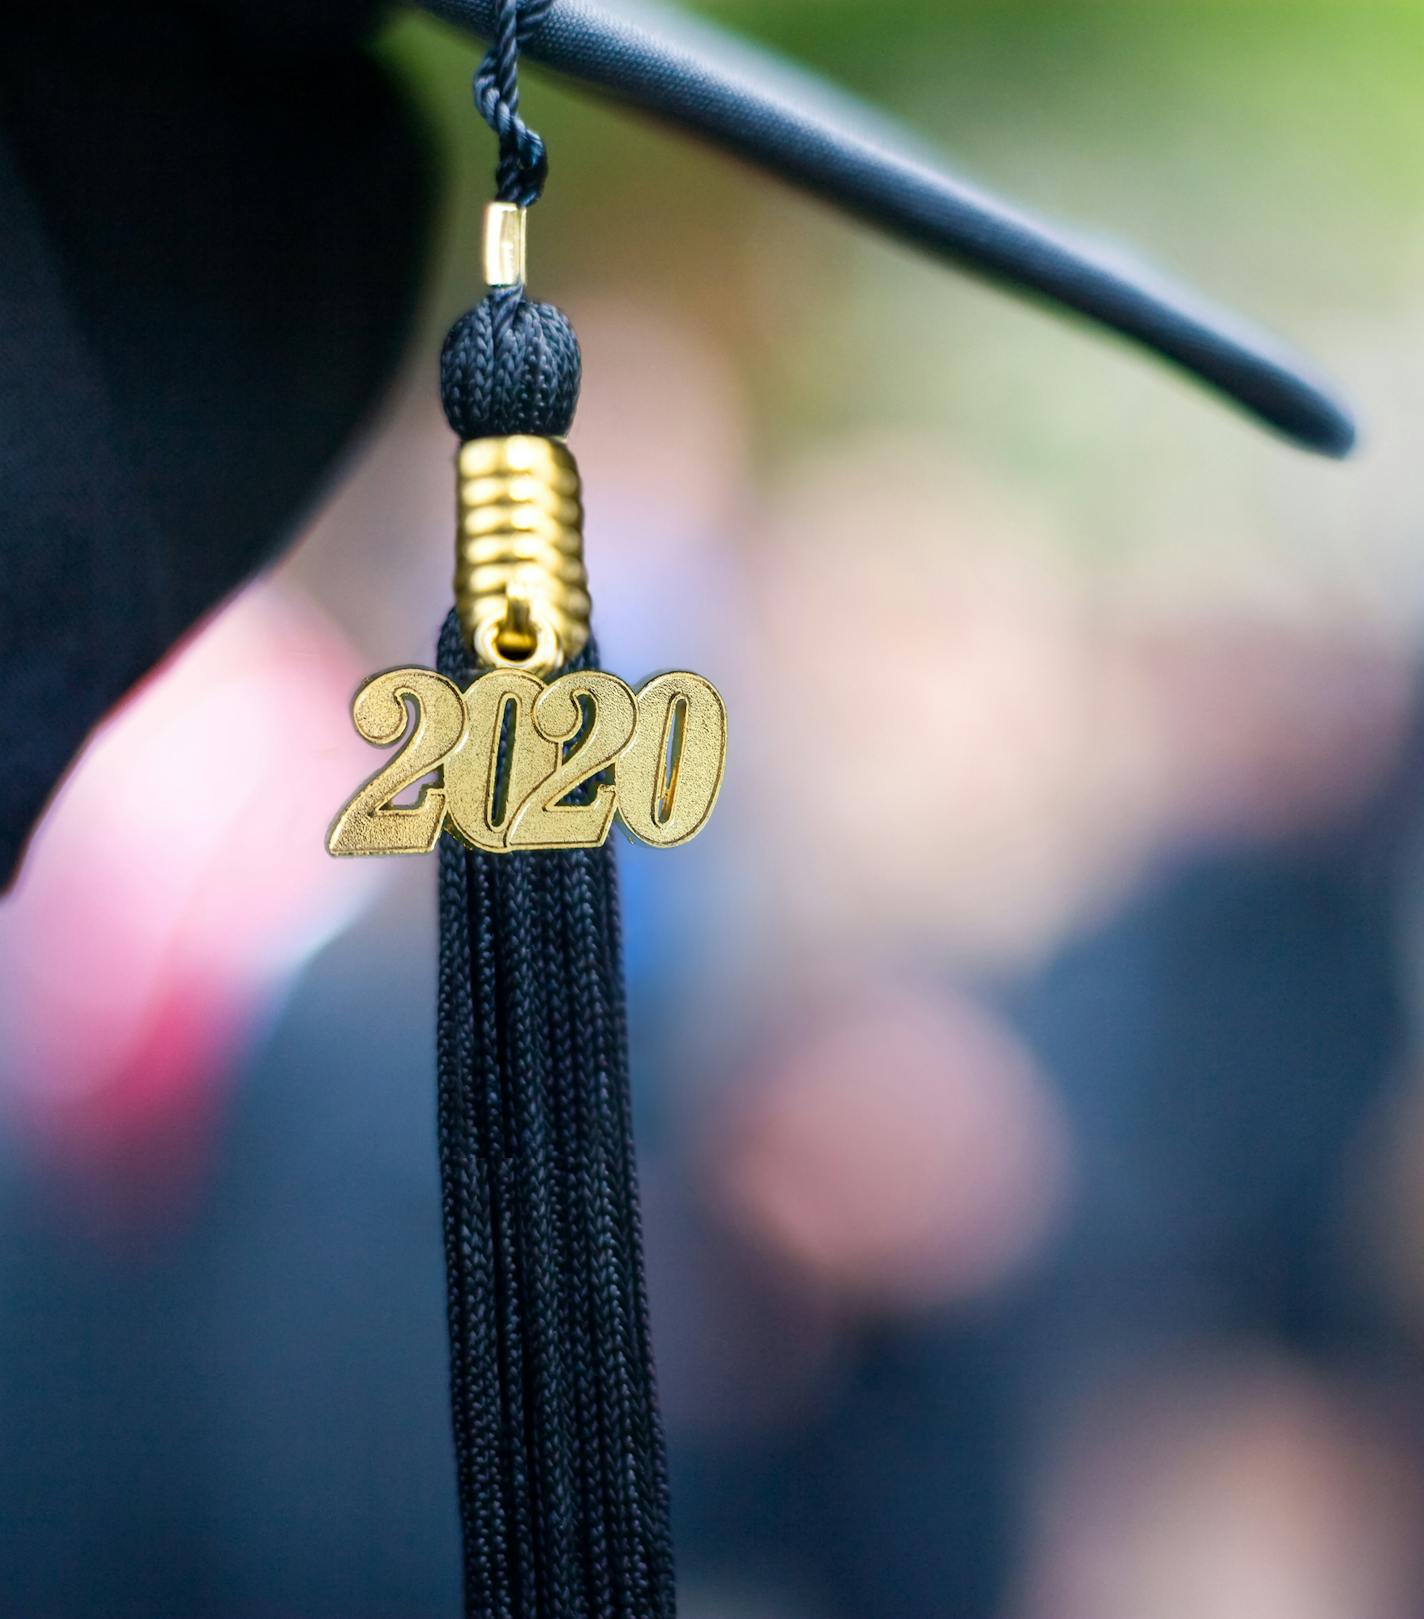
[455,434,590,677]
[481,202,528,288]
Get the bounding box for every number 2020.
[327,667,727,857]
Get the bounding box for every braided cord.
[474,0,555,207]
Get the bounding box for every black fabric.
[436,613,676,1619]
[421,0,1356,458]
[0,137,170,885]
[0,0,432,882]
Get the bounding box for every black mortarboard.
[0,0,1355,884]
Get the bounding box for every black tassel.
[435,289,676,1619]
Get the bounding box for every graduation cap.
[0,0,1354,885]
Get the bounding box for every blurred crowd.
[3,2,1423,1615]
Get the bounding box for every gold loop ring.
[472,611,563,681]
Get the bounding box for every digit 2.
[327,669,468,856]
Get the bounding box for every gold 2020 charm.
[328,431,725,857]
[328,665,726,856]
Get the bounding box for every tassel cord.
[436,611,677,1619]
[436,8,674,1605]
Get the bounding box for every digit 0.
[615,673,726,848]
[442,670,553,852]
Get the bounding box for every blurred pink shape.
[739,435,1412,973]
[0,582,379,1222]
[641,1167,846,1438]
[1132,617,1412,844]
[743,437,1167,971]
[708,987,1072,1310]
[1015,1353,1424,1619]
